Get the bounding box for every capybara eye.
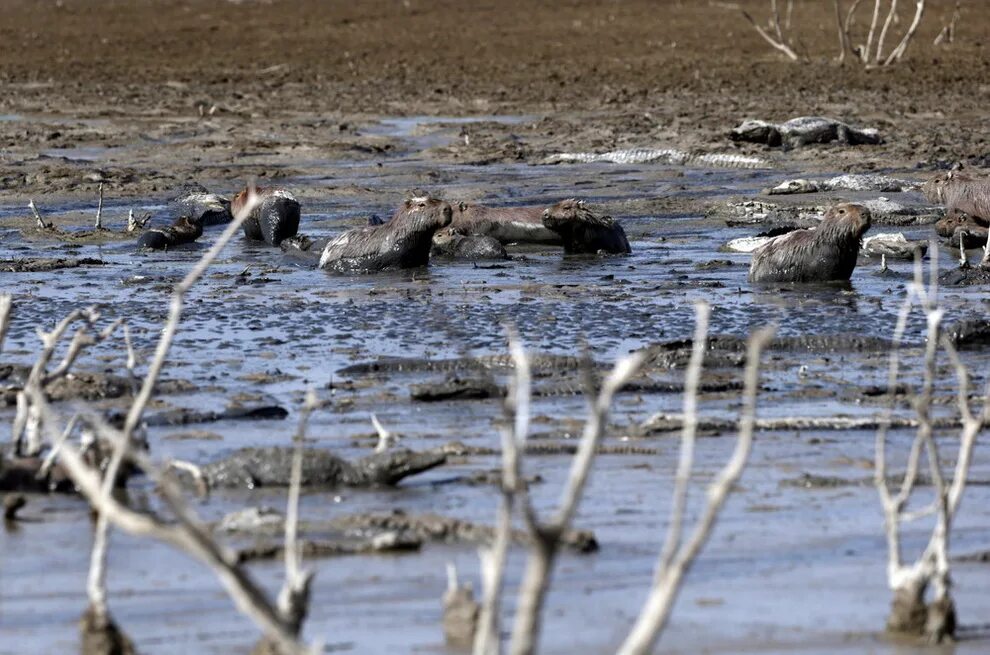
[839,209,846,214]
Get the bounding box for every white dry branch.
[95,182,105,230]
[740,0,800,61]
[279,389,318,636]
[0,294,12,355]
[933,1,961,46]
[474,328,646,655]
[618,321,776,654]
[506,348,646,655]
[28,199,50,229]
[27,393,311,655]
[874,246,983,641]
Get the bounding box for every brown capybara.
[446,202,562,245]
[136,215,203,250]
[540,199,631,255]
[922,170,990,219]
[748,203,871,283]
[430,227,509,260]
[935,207,990,239]
[231,186,301,246]
[318,196,452,272]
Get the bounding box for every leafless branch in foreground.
[29,392,311,655]
[833,0,851,62]
[875,247,983,642]
[126,209,151,232]
[0,294,12,355]
[473,327,533,655]
[618,323,775,654]
[505,343,646,655]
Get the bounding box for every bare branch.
[876,0,900,63]
[122,184,262,440]
[94,182,105,230]
[0,294,11,355]
[884,0,926,64]
[619,324,776,654]
[28,199,50,229]
[740,8,800,60]
[657,301,709,573]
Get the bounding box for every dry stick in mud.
[253,390,319,655]
[0,294,12,355]
[28,199,49,229]
[504,340,646,655]
[933,0,961,45]
[28,397,311,655]
[874,246,983,642]
[71,187,267,648]
[618,318,775,654]
[95,182,105,230]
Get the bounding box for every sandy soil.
[1,0,988,204]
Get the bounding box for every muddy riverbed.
[2,112,989,654]
[2,1,990,653]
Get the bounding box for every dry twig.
[618,323,775,654]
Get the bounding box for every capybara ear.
[542,208,550,219]
[577,200,586,208]
[951,161,965,171]
[459,201,467,212]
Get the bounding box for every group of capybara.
[138,167,988,282]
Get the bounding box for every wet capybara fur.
[541,199,632,254]
[748,203,871,283]
[922,170,990,218]
[319,196,453,272]
[447,201,562,245]
[935,207,989,238]
[136,215,203,250]
[232,186,301,246]
[430,227,508,260]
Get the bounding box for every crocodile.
[542,147,771,169]
[337,353,595,376]
[730,116,881,148]
[765,174,918,195]
[196,446,446,489]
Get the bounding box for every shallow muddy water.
[1,116,989,654]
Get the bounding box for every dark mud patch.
[0,257,105,272]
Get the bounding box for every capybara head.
[819,202,871,243]
[541,199,614,229]
[921,171,953,204]
[231,185,277,216]
[397,196,453,230]
[935,207,977,238]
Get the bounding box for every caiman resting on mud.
[0,445,446,493]
[194,446,447,489]
[730,116,881,148]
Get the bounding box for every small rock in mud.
[860,233,927,260]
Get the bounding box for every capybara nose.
[442,204,453,226]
